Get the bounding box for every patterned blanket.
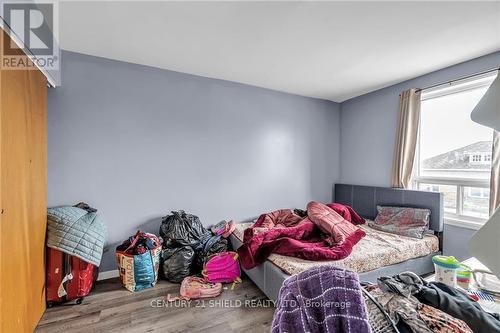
[46,206,107,266]
[272,265,371,333]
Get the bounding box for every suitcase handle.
[57,254,74,298]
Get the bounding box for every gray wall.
[443,224,477,261]
[339,51,500,259]
[340,51,500,186]
[49,50,499,272]
[48,51,341,271]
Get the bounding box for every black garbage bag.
[159,210,229,278]
[159,210,210,248]
[161,246,194,283]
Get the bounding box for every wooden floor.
[35,277,275,333]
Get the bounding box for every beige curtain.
[391,88,422,188]
[490,131,500,215]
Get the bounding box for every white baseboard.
[98,269,119,281]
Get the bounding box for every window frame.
[467,187,489,199]
[413,176,489,224]
[413,72,496,226]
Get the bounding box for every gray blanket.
[47,206,107,266]
[272,265,372,333]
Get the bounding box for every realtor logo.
[1,1,59,70]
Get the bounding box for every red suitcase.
[46,247,98,306]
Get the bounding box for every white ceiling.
[59,1,500,102]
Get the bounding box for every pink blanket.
[238,202,366,270]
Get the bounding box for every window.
[466,187,489,199]
[463,187,490,218]
[414,72,497,223]
[418,183,456,214]
[470,153,491,165]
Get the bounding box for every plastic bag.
[159,210,228,279]
[193,235,228,270]
[161,246,195,283]
[160,210,210,248]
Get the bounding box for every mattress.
[233,221,439,276]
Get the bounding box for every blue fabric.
[133,252,156,291]
[47,206,107,266]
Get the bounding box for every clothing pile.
[364,272,500,333]
[167,251,241,301]
[238,201,366,270]
[116,232,161,255]
[159,210,234,283]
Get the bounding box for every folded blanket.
[272,265,371,333]
[326,203,366,225]
[238,202,365,270]
[297,203,366,225]
[308,201,365,245]
[46,206,107,266]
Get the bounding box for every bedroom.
[0,1,499,332]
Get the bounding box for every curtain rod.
[416,67,500,93]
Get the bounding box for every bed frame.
[229,183,444,301]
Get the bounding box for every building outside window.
[467,187,490,199]
[414,72,497,225]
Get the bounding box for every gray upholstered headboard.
[334,184,444,232]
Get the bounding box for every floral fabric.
[369,206,431,239]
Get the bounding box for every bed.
[229,184,444,301]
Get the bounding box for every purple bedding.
[272,265,371,333]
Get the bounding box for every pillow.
[326,203,366,225]
[369,206,431,239]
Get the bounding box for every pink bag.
[221,221,235,238]
[211,220,236,238]
[167,276,222,301]
[202,251,241,288]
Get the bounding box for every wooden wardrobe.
[0,30,48,332]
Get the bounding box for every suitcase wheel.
[47,301,54,308]
[76,298,83,305]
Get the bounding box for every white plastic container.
[432,255,461,288]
